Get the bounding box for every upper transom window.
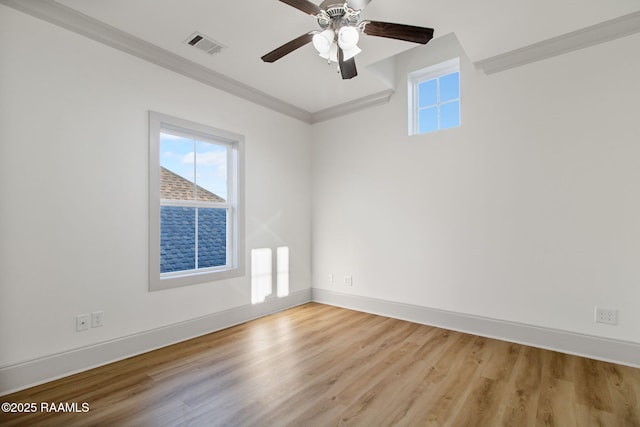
[408,58,460,135]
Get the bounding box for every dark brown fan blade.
[278,0,321,16]
[361,21,434,44]
[346,0,372,10]
[261,32,316,63]
[338,47,357,80]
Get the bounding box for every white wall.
[2,2,639,390]
[0,6,311,368]
[312,32,640,343]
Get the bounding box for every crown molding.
[1,0,395,124]
[310,89,394,124]
[475,10,640,74]
[9,1,635,121]
[0,0,313,123]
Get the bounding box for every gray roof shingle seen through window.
[160,166,225,202]
[159,167,227,274]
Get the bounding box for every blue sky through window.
[419,106,438,133]
[440,72,459,103]
[418,79,437,108]
[416,70,460,133]
[440,100,460,129]
[160,133,228,200]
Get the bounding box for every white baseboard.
[0,289,311,396]
[312,288,640,368]
[4,287,638,396]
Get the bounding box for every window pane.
[160,133,195,201]
[440,100,460,129]
[418,78,437,107]
[198,208,227,268]
[160,206,195,273]
[196,141,227,202]
[419,106,438,133]
[439,72,460,103]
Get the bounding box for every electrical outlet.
[91,311,104,328]
[594,307,618,325]
[76,314,90,331]
[345,275,353,286]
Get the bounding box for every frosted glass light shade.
[312,29,335,53]
[338,26,359,49]
[319,42,339,62]
[341,46,361,60]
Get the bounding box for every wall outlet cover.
[594,307,618,325]
[91,311,104,328]
[76,314,90,331]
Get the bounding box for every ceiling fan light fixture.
[341,45,361,61]
[338,26,359,50]
[312,29,335,53]
[319,42,339,62]
[262,0,434,80]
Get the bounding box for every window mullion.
[161,199,229,208]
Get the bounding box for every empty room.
[1,0,639,425]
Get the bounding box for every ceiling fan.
[261,0,434,79]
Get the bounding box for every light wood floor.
[1,303,639,426]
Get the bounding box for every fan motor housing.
[317,3,360,29]
[325,5,346,17]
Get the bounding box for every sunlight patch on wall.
[277,246,290,298]
[251,248,272,304]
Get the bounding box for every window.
[149,112,244,291]
[408,58,460,135]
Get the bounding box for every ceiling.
[9,0,640,116]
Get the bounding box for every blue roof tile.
[160,206,226,273]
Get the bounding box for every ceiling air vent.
[185,32,226,55]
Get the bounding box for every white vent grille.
[185,32,226,55]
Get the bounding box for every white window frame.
[149,111,245,291]
[408,57,460,135]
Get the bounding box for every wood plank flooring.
[1,303,639,426]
